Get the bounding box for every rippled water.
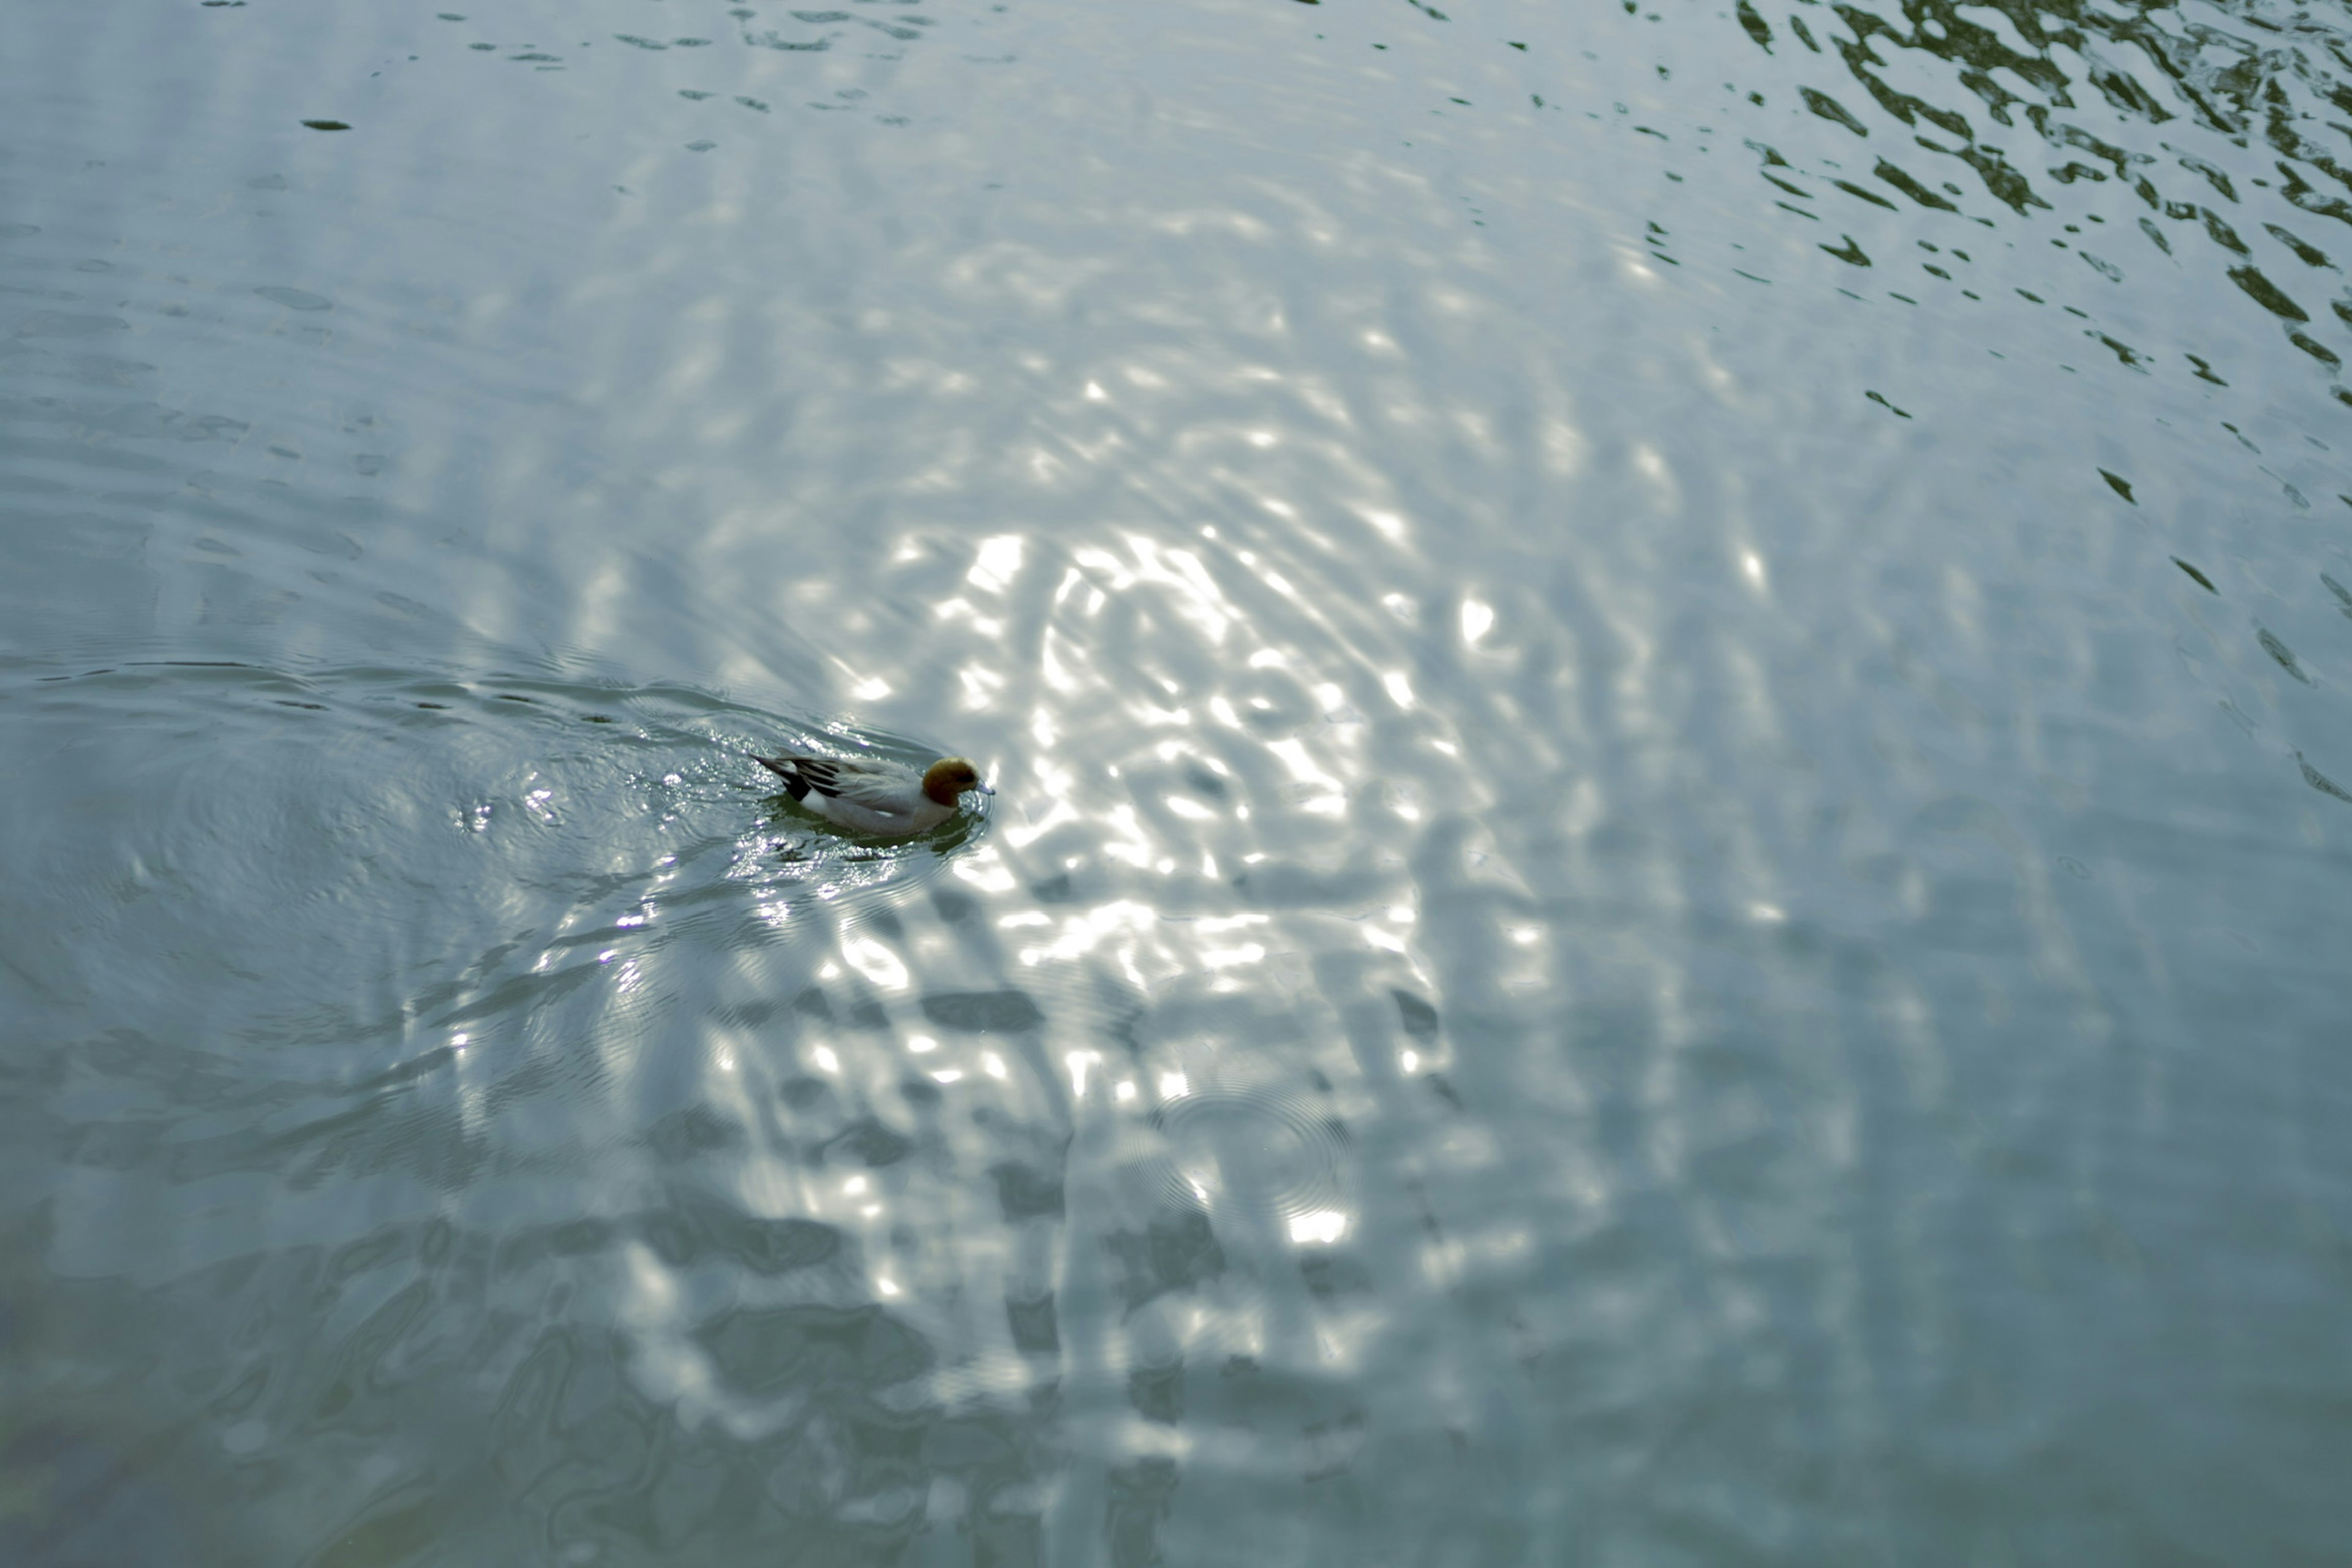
[4,0,2349,1561]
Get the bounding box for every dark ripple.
[1714,0,2352,389]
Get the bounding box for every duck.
[755,752,993,837]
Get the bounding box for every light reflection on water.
[2,0,2351,1561]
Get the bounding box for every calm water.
[2,0,2348,1561]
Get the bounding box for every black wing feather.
[755,753,845,802]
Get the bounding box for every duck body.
[756,752,992,839]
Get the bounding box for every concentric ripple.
[1142,1080,1352,1240]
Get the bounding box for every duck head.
[922,756,993,806]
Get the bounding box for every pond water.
[2,0,2349,1562]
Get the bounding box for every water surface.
[3,0,2350,1562]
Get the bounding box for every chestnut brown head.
[921,756,992,806]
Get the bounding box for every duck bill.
[976,782,995,795]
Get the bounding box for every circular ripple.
[1144,1084,1351,1226]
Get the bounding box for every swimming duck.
[755,752,993,837]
